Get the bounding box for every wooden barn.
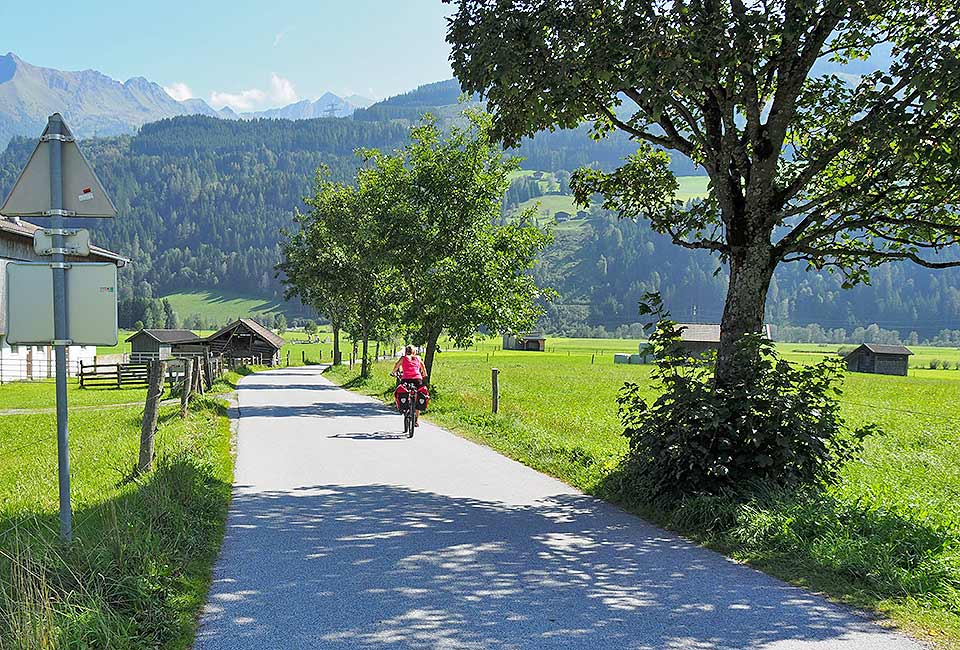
[844,344,913,376]
[127,329,202,363]
[503,331,547,352]
[204,319,285,366]
[644,323,774,359]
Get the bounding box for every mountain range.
[0,52,373,146]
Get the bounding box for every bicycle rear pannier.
[416,385,430,411]
[394,384,413,411]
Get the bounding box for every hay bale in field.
[614,353,630,364]
[629,354,645,365]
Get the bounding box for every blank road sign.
[6,263,53,343]
[33,229,91,256]
[6,262,118,346]
[67,263,118,346]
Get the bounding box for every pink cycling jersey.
[400,355,424,379]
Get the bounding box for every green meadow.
[0,369,242,648]
[161,290,292,323]
[328,345,960,647]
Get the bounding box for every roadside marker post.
[1,113,119,543]
[492,367,499,414]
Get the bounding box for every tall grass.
[0,382,234,648]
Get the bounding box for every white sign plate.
[33,229,91,256]
[6,262,118,346]
[0,118,117,218]
[6,263,53,343]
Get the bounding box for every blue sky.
[1,0,456,109]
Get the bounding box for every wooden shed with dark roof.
[661,323,774,358]
[126,329,201,363]
[844,344,913,376]
[203,318,285,366]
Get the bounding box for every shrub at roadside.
[613,295,874,500]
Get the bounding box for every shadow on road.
[240,382,341,392]
[240,401,395,419]
[196,483,899,650]
[328,431,409,440]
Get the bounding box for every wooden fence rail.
[79,361,150,389]
[80,356,229,390]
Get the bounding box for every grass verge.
[0,370,242,648]
[326,352,960,648]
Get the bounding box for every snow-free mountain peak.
[0,53,373,146]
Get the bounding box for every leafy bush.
[614,295,873,499]
[930,359,942,370]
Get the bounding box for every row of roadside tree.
[279,110,554,379]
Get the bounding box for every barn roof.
[0,217,129,265]
[853,343,914,356]
[126,329,200,344]
[676,323,774,343]
[206,318,286,349]
[677,323,721,342]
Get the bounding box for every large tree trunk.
[332,323,341,365]
[716,242,776,387]
[423,328,441,384]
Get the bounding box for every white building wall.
[0,336,96,382]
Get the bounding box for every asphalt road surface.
[195,365,924,650]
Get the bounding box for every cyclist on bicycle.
[393,345,427,426]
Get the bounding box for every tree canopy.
[364,111,553,377]
[280,111,552,378]
[447,0,960,382]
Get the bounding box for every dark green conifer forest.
[1,80,958,339]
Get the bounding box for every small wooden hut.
[650,323,774,358]
[502,331,547,352]
[204,319,285,366]
[127,329,201,363]
[844,344,912,376]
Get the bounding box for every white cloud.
[163,82,194,102]
[273,31,285,47]
[209,73,299,112]
[269,73,298,105]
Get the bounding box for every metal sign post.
[1,113,118,543]
[48,115,72,542]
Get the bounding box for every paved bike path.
[195,366,924,650]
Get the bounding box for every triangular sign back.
[0,116,117,218]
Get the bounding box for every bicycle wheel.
[407,403,415,438]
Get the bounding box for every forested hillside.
[1,80,959,339]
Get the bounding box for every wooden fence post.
[180,359,194,419]
[194,358,205,396]
[203,352,213,390]
[138,360,166,473]
[492,367,499,414]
